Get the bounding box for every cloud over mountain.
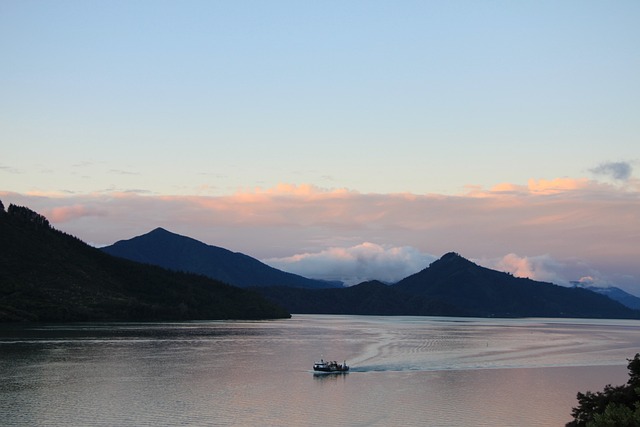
[2,176,639,294]
[487,253,612,288]
[264,243,436,286]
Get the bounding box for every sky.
[1,1,639,293]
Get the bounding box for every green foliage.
[588,401,640,427]
[567,354,640,426]
[627,354,640,387]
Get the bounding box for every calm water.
[1,315,639,426]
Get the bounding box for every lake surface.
[1,315,639,426]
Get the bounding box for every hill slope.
[395,252,639,318]
[0,202,290,322]
[255,280,467,316]
[258,253,639,318]
[574,284,640,310]
[102,228,340,289]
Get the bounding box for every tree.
[7,204,50,228]
[567,354,640,426]
[588,401,640,427]
[627,353,640,387]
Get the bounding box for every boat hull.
[313,366,349,373]
[313,360,349,373]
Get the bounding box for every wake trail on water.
[340,321,637,373]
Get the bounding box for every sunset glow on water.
[2,315,637,426]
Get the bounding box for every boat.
[313,358,349,373]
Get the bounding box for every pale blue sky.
[2,1,640,292]
[2,1,638,196]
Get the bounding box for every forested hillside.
[0,201,290,322]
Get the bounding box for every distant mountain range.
[256,280,468,316]
[256,253,640,319]
[392,253,639,318]
[0,201,290,322]
[101,228,640,319]
[101,228,341,289]
[2,198,638,322]
[571,283,640,310]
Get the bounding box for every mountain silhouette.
[394,252,639,318]
[256,280,466,316]
[0,201,290,322]
[257,252,639,318]
[3,197,636,321]
[573,284,640,310]
[101,228,341,289]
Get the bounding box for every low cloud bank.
[2,175,639,294]
[487,253,612,288]
[264,243,436,286]
[266,248,619,292]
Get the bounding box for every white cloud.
[264,243,436,286]
[490,253,569,285]
[577,276,596,285]
[485,253,613,289]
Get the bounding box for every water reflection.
[312,372,349,381]
[1,315,638,426]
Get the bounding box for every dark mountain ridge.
[258,253,639,318]
[255,280,467,316]
[101,228,639,319]
[394,252,639,318]
[102,228,341,289]
[571,283,640,310]
[5,197,636,321]
[0,201,290,322]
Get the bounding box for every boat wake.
[346,364,428,373]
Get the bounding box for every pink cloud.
[46,205,106,222]
[484,178,595,196]
[527,178,590,194]
[489,182,526,194]
[493,253,565,284]
[2,178,639,294]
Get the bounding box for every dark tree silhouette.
[7,204,50,228]
[567,354,640,426]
